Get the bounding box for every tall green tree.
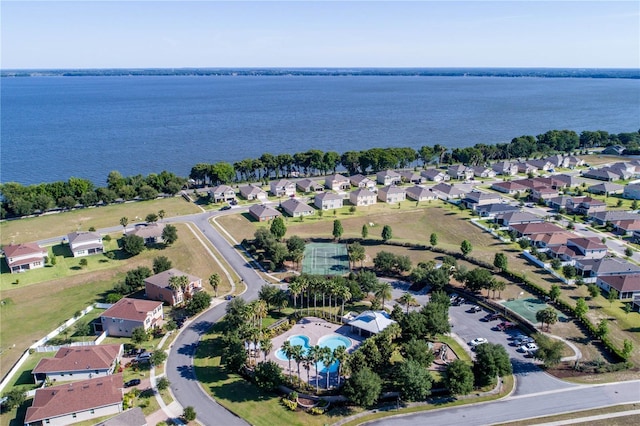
[429,232,438,247]
[162,224,178,246]
[381,224,393,241]
[343,367,382,408]
[533,334,563,367]
[493,252,507,272]
[549,284,561,303]
[596,319,609,339]
[153,256,172,274]
[445,359,474,395]
[460,239,473,257]
[122,234,145,256]
[333,219,344,240]
[361,223,369,239]
[270,216,287,240]
[536,307,558,331]
[575,297,589,317]
[473,343,512,387]
[396,360,433,401]
[208,273,221,297]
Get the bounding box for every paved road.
[370,379,640,426]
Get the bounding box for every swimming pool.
[275,334,352,373]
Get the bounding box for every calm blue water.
[2,75,639,185]
[275,334,351,373]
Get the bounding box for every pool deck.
[269,316,365,387]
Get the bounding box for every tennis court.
[501,297,568,324]
[302,242,350,276]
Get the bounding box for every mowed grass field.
[0,197,201,245]
[0,222,232,375]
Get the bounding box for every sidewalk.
[146,330,185,425]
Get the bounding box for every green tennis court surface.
[501,297,568,324]
[302,242,350,276]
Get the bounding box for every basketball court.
[301,242,350,276]
[501,297,568,324]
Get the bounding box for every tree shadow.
[8,399,30,426]
[52,244,73,258]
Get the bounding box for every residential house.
[32,344,124,383]
[609,162,637,179]
[597,274,640,299]
[248,204,281,222]
[494,211,545,227]
[447,164,474,181]
[349,174,377,190]
[462,191,503,210]
[530,186,558,203]
[126,223,165,246]
[269,179,296,197]
[324,174,351,191]
[492,161,518,176]
[430,183,467,200]
[98,298,163,337]
[582,168,621,181]
[610,219,640,236]
[588,182,624,196]
[509,222,567,238]
[475,203,521,218]
[529,159,554,172]
[490,180,528,195]
[566,196,607,216]
[421,168,450,182]
[405,186,437,202]
[553,173,582,188]
[602,145,625,155]
[549,237,607,262]
[208,185,236,203]
[24,374,124,426]
[623,183,640,200]
[515,162,539,175]
[297,178,325,193]
[145,268,203,306]
[314,192,343,210]
[2,242,47,273]
[67,231,104,257]
[575,257,640,283]
[399,170,424,184]
[349,188,377,206]
[281,198,315,217]
[565,156,585,169]
[545,155,570,169]
[376,170,402,186]
[547,196,573,212]
[377,185,406,204]
[530,232,576,249]
[239,184,268,201]
[471,166,496,179]
[589,210,639,225]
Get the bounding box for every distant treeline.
[1,128,639,219]
[2,68,639,79]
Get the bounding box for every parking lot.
[448,296,577,396]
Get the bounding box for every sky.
[2,1,639,69]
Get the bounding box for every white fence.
[0,304,106,394]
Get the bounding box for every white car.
[469,337,488,347]
[518,343,539,353]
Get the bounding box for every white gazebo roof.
[347,310,396,335]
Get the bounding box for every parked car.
[136,352,152,362]
[481,313,501,322]
[508,333,528,341]
[124,379,141,387]
[467,305,482,313]
[518,343,539,354]
[495,321,515,331]
[511,336,535,346]
[220,205,231,211]
[468,337,488,347]
[452,297,466,306]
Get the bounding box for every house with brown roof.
[376,170,402,186]
[314,192,343,210]
[349,174,376,190]
[530,186,558,202]
[208,185,236,203]
[377,185,406,204]
[509,222,567,238]
[596,274,640,299]
[530,232,575,249]
[145,268,203,306]
[269,179,296,197]
[126,223,165,246]
[421,168,450,182]
[248,204,281,222]
[297,178,325,193]
[325,174,351,191]
[239,184,268,201]
[548,237,608,263]
[67,231,104,257]
[98,298,163,337]
[349,188,377,206]
[405,186,437,202]
[281,198,315,217]
[2,242,48,273]
[25,374,124,426]
[566,196,607,215]
[32,344,123,383]
[610,219,640,236]
[490,180,528,195]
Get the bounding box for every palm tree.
[291,345,305,383]
[254,300,268,329]
[260,336,272,362]
[375,282,393,310]
[308,345,321,393]
[208,273,221,297]
[399,293,416,313]
[288,277,302,310]
[319,346,334,389]
[333,345,349,386]
[302,352,313,387]
[281,341,294,381]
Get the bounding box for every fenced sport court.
[302,242,350,276]
[501,297,568,324]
